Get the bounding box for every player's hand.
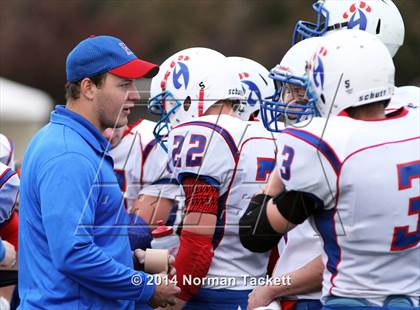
[247,285,277,310]
[148,273,181,308]
[0,240,16,269]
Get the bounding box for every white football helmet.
[227,57,276,121]
[306,29,395,117]
[388,86,420,110]
[260,37,323,132]
[293,0,405,57]
[148,47,244,148]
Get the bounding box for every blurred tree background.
[0,0,419,107]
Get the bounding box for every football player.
[0,162,19,277]
[150,47,277,309]
[0,161,18,276]
[0,133,18,249]
[103,118,182,250]
[227,56,276,122]
[0,134,19,308]
[241,30,419,309]
[0,162,19,242]
[247,38,325,310]
[292,0,418,110]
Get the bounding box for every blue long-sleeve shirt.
[18,106,155,309]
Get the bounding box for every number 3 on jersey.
[391,160,420,251]
[280,145,295,181]
[172,134,207,167]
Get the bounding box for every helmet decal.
[172,55,190,90]
[312,47,327,91]
[173,62,190,90]
[241,79,262,107]
[343,2,372,31]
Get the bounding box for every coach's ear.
[239,193,282,253]
[80,77,97,101]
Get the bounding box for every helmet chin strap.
[326,22,348,31]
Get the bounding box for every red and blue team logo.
[342,1,372,31]
[239,73,262,107]
[312,47,327,90]
[172,55,190,90]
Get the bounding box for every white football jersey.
[168,114,278,289]
[0,133,15,170]
[272,123,323,301]
[0,162,19,225]
[276,109,420,306]
[109,119,181,212]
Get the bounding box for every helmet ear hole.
[320,94,326,104]
[376,19,381,34]
[232,100,246,113]
[183,96,191,112]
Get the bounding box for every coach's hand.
[148,273,180,308]
[0,240,16,269]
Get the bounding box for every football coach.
[18,35,180,309]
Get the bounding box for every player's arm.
[240,168,324,253]
[273,255,323,296]
[133,143,181,227]
[132,194,175,227]
[38,153,156,302]
[248,255,323,309]
[241,128,337,253]
[239,169,290,252]
[172,176,217,306]
[132,176,180,227]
